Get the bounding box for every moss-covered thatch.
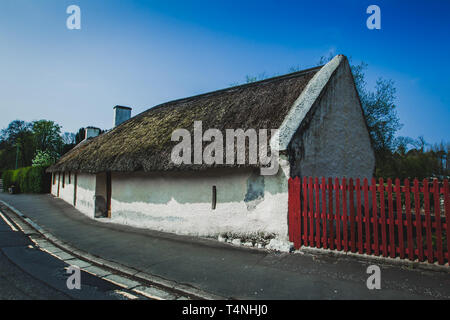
[48,66,321,174]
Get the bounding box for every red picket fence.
[288,177,450,265]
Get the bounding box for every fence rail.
[288,177,450,265]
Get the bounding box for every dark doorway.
[57,173,60,197]
[73,173,78,206]
[94,173,108,218]
[106,172,112,218]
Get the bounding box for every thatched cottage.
[48,55,374,240]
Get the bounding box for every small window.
[212,186,217,210]
[62,172,65,188]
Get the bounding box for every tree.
[349,62,402,157]
[75,128,86,144]
[32,120,63,155]
[378,136,449,180]
[363,79,401,154]
[0,120,32,143]
[0,119,88,172]
[75,128,85,144]
[0,120,35,168]
[0,141,16,172]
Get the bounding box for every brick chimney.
[114,105,132,127]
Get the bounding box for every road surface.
[1,193,450,300]
[0,209,144,300]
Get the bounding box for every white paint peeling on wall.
[51,165,290,240]
[106,193,287,237]
[103,165,290,239]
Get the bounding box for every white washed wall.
[51,173,57,196]
[73,173,96,218]
[59,172,75,205]
[52,172,96,218]
[108,162,290,239]
[289,59,375,180]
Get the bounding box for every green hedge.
[1,166,51,193]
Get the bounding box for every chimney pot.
[114,105,132,127]
[85,127,100,140]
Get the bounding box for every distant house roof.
[48,55,349,174]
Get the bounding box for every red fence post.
[433,179,444,265]
[423,179,433,263]
[328,178,334,250]
[364,179,371,255]
[349,178,356,253]
[371,178,379,256]
[303,177,308,247]
[335,178,341,251]
[404,179,414,261]
[321,177,328,249]
[356,178,363,254]
[444,179,450,264]
[315,178,321,248]
[413,179,424,262]
[379,178,388,257]
[294,177,302,249]
[387,179,396,258]
[342,178,348,252]
[395,178,405,259]
[309,177,314,247]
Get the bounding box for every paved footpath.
[0,193,449,300]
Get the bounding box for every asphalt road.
[2,193,449,300]
[0,210,144,300]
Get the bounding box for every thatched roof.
[48,65,323,173]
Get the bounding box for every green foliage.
[354,66,402,155]
[376,137,449,180]
[347,61,449,180]
[0,143,15,172]
[75,128,86,144]
[32,120,63,154]
[0,120,90,173]
[1,170,13,192]
[0,120,36,169]
[32,150,57,167]
[1,166,51,193]
[0,120,32,143]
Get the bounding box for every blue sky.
[0,0,449,144]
